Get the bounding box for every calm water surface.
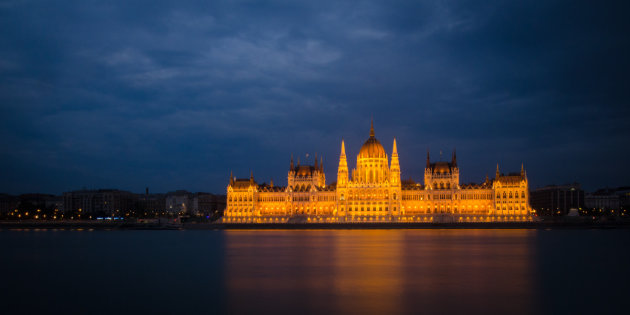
[1,229,629,314]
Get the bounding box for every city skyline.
[1,1,629,195]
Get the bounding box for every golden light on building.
[224,121,531,223]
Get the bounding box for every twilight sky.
[1,0,629,195]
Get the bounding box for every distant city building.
[165,190,193,214]
[63,189,136,216]
[2,189,225,218]
[618,187,630,209]
[0,194,19,215]
[19,193,63,212]
[224,122,531,223]
[530,183,584,215]
[194,192,226,216]
[585,188,620,211]
[138,191,166,214]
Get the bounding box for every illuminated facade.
[224,122,531,223]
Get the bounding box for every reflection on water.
[225,229,537,314]
[3,229,629,314]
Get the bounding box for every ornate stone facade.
[224,122,531,223]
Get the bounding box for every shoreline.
[1,220,630,230]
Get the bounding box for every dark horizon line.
[3,181,627,197]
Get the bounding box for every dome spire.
[370,119,375,137]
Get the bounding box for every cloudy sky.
[1,0,628,194]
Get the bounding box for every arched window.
[503,192,507,198]
[521,191,525,198]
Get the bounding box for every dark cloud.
[1,0,629,194]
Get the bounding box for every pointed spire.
[297,156,300,166]
[270,179,274,187]
[485,173,489,183]
[290,154,294,170]
[426,150,430,168]
[337,139,348,187]
[496,163,500,178]
[391,138,400,172]
[320,156,324,171]
[230,171,234,186]
[314,153,318,169]
[452,148,457,166]
[369,119,375,137]
[521,163,525,177]
[390,137,400,184]
[249,170,254,184]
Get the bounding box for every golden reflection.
[224,229,537,314]
[331,230,403,314]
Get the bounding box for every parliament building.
[223,122,531,223]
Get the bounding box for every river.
[1,229,628,314]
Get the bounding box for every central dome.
[358,121,386,159]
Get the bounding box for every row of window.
[232,191,527,204]
[229,206,527,214]
[402,194,493,201]
[349,206,395,212]
[257,196,284,202]
[461,193,493,200]
[497,207,527,212]
[229,195,252,202]
[430,182,453,189]
[496,191,526,199]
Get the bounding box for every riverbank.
[1,219,630,230]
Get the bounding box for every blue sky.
[1,0,629,194]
